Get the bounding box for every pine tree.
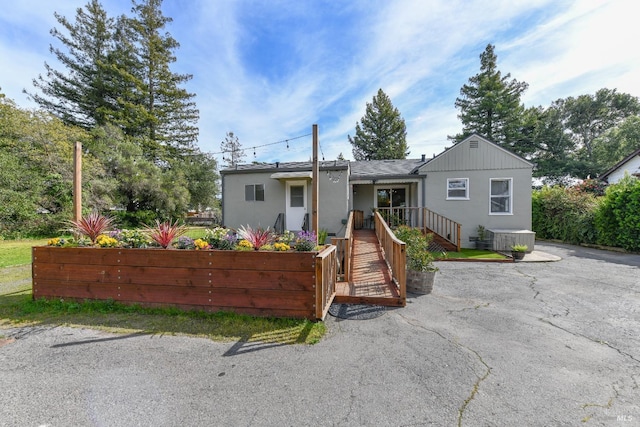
[452,44,528,151]
[349,88,408,160]
[220,131,246,167]
[127,0,199,155]
[26,0,117,130]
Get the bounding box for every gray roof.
[349,158,429,180]
[220,157,431,180]
[221,160,349,175]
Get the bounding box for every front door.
[286,181,307,231]
[376,187,408,225]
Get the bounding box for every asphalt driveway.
[1,242,638,426]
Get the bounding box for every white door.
[286,181,307,231]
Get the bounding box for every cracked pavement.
[1,242,639,426]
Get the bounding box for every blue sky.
[1,0,638,166]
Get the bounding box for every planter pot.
[406,270,436,294]
[511,251,525,261]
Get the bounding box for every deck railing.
[331,210,354,281]
[273,213,285,235]
[422,208,461,251]
[377,207,461,252]
[315,245,337,320]
[374,211,406,303]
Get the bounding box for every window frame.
[446,178,470,200]
[244,183,265,202]
[489,178,513,215]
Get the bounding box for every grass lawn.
[0,237,326,345]
[0,238,49,268]
[436,248,510,260]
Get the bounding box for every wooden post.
[312,124,319,238]
[73,141,82,221]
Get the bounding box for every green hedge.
[594,176,640,251]
[532,176,640,251]
[532,186,598,244]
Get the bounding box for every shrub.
[594,175,640,251]
[573,178,607,196]
[532,186,598,244]
[394,226,437,272]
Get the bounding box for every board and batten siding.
[421,136,532,173]
[419,134,533,248]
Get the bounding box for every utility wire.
[210,132,312,156]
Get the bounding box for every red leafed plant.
[69,212,115,244]
[144,219,188,249]
[237,225,274,250]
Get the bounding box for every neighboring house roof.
[599,147,640,181]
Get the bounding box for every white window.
[490,178,512,214]
[447,178,469,200]
[245,184,264,201]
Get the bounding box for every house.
[220,134,534,250]
[599,147,640,184]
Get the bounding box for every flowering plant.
[273,242,290,251]
[218,233,237,250]
[277,230,296,245]
[96,234,119,248]
[193,238,210,250]
[294,230,317,251]
[47,237,68,247]
[110,229,150,248]
[205,226,232,249]
[175,236,195,249]
[236,239,253,251]
[237,225,274,250]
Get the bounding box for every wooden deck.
[334,229,403,307]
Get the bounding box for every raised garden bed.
[32,246,336,320]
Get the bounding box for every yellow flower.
[274,242,290,251]
[48,238,60,246]
[238,239,253,248]
[193,238,210,250]
[96,234,118,247]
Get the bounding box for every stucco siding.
[318,172,350,236]
[222,172,284,230]
[222,169,349,236]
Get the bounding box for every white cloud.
[1,0,638,165]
